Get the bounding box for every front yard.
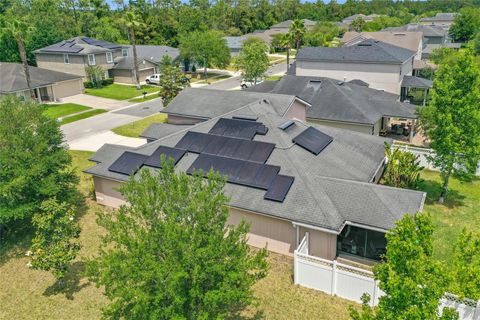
[85,84,158,100]
[42,103,107,125]
[0,152,478,319]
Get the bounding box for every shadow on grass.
[417,178,465,208]
[0,221,34,267]
[43,261,89,300]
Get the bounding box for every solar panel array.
[108,146,186,175]
[41,40,83,53]
[292,127,333,155]
[82,37,122,49]
[208,118,268,140]
[175,131,275,163]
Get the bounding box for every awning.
[413,59,437,70]
[402,75,433,89]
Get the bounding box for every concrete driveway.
[62,98,164,151]
[60,94,133,110]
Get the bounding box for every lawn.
[60,109,107,125]
[265,75,283,81]
[129,93,161,103]
[0,150,356,320]
[111,113,167,138]
[43,103,91,119]
[419,170,480,265]
[85,84,158,100]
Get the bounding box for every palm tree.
[3,20,35,99]
[123,11,142,89]
[279,33,293,72]
[288,19,306,50]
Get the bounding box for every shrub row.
[83,78,114,88]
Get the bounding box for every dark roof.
[348,79,369,87]
[0,62,82,93]
[254,75,417,124]
[127,45,180,62]
[35,36,124,55]
[270,19,316,29]
[296,39,415,64]
[112,56,157,70]
[163,87,303,120]
[383,24,446,38]
[86,100,425,232]
[401,75,433,89]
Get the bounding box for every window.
[88,54,96,66]
[337,225,386,261]
[106,52,113,63]
[122,49,128,57]
[63,53,69,64]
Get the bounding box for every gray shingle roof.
[34,36,124,55]
[112,56,157,70]
[0,62,82,93]
[253,75,417,125]
[163,87,300,120]
[270,19,317,29]
[223,36,248,50]
[296,39,415,64]
[140,123,192,141]
[127,45,180,62]
[402,75,433,89]
[85,101,425,232]
[420,12,457,22]
[383,24,446,38]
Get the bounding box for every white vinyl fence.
[294,234,480,319]
[392,143,480,177]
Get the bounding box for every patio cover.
[402,76,433,89]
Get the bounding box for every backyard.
[0,153,478,319]
[85,84,158,100]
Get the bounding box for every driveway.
[62,98,164,151]
[60,94,133,110]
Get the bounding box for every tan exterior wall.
[296,60,405,94]
[36,53,87,77]
[284,100,307,121]
[93,176,339,260]
[111,69,133,84]
[308,118,374,135]
[52,78,84,99]
[137,67,156,82]
[167,114,205,125]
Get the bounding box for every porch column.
[409,119,416,143]
[35,88,42,103]
[422,88,428,106]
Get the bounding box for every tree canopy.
[158,56,190,106]
[235,37,269,83]
[87,160,268,319]
[419,49,480,202]
[449,7,480,42]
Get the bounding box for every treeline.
[0,0,476,64]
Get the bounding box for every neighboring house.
[421,42,462,60]
[383,24,447,45]
[85,90,425,266]
[223,36,249,56]
[243,19,317,45]
[0,62,83,102]
[419,12,457,29]
[247,75,418,138]
[342,31,423,60]
[294,39,417,95]
[35,37,179,84]
[162,87,311,125]
[342,14,379,25]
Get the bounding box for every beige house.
[0,62,83,102]
[86,89,425,265]
[295,39,417,95]
[419,13,457,30]
[342,31,423,60]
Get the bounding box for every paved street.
[62,97,163,151]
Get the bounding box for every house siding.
[284,100,307,121]
[92,176,338,260]
[52,78,84,99]
[296,59,413,94]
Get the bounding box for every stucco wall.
[36,53,87,77]
[93,176,126,208]
[296,60,403,94]
[308,118,374,135]
[52,78,84,99]
[284,100,307,121]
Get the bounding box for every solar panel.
[292,127,333,155]
[175,132,275,163]
[278,120,295,130]
[264,175,295,202]
[82,37,122,49]
[143,146,186,168]
[186,154,280,189]
[208,118,268,140]
[108,151,147,175]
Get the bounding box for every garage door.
[53,79,83,99]
[138,68,155,83]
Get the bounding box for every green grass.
[60,109,107,125]
[0,151,355,320]
[128,93,161,103]
[111,113,167,138]
[85,84,158,100]
[418,170,480,265]
[265,75,283,81]
[43,103,91,119]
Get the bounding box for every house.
[247,75,418,139]
[294,39,418,95]
[85,89,425,265]
[419,12,457,29]
[383,24,447,45]
[243,19,317,45]
[0,62,84,102]
[223,36,249,56]
[342,14,379,25]
[342,31,423,60]
[35,37,178,84]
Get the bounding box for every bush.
[102,78,114,86]
[83,81,94,88]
